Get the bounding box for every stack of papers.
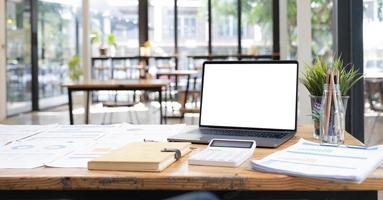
[0,124,186,169]
[0,124,117,168]
[48,124,186,168]
[251,139,383,183]
[0,125,55,146]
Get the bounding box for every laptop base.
[167,128,295,148]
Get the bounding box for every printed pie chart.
[44,145,66,150]
[12,145,34,150]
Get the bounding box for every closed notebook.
[88,142,191,172]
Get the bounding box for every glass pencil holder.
[319,84,345,145]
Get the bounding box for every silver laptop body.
[168,60,299,148]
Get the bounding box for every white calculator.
[188,139,256,167]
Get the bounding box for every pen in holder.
[319,71,345,145]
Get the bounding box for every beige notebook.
[88,142,191,172]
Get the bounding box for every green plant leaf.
[107,33,118,48]
[300,55,363,96]
[67,55,83,81]
[90,32,101,44]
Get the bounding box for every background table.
[62,79,169,124]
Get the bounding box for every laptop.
[168,60,299,148]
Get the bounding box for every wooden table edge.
[0,175,382,191]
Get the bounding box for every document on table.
[0,124,120,168]
[0,124,186,168]
[0,140,79,168]
[121,124,186,142]
[251,139,383,183]
[48,124,186,168]
[0,124,56,146]
[24,125,115,144]
[46,140,135,168]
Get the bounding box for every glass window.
[91,0,139,57]
[38,0,81,108]
[281,0,331,60]
[364,0,383,75]
[90,0,139,82]
[311,0,333,59]
[149,0,175,55]
[178,0,208,69]
[287,0,297,59]
[211,0,238,55]
[6,0,32,115]
[241,0,273,55]
[363,0,383,145]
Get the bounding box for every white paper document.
[0,125,56,146]
[24,125,113,144]
[0,124,186,168]
[251,139,383,183]
[46,140,131,168]
[0,125,119,168]
[0,141,78,168]
[47,124,186,168]
[121,124,186,142]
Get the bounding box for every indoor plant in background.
[90,32,118,56]
[67,55,83,82]
[106,33,118,56]
[140,40,152,56]
[300,56,363,139]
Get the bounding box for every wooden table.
[0,125,382,199]
[62,80,169,125]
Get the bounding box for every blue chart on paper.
[12,145,34,150]
[44,145,66,150]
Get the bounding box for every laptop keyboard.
[200,129,289,139]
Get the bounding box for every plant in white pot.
[300,56,363,139]
[90,32,118,56]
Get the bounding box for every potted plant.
[90,32,118,56]
[300,56,363,138]
[67,55,83,82]
[140,40,152,56]
[106,33,118,56]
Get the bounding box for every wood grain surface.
[0,124,382,191]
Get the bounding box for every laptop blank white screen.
[200,63,297,130]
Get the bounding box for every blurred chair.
[101,57,143,124]
[153,56,176,72]
[365,78,383,143]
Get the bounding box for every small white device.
[188,139,256,167]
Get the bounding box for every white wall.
[0,0,6,121]
[297,0,313,124]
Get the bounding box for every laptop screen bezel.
[198,60,299,132]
